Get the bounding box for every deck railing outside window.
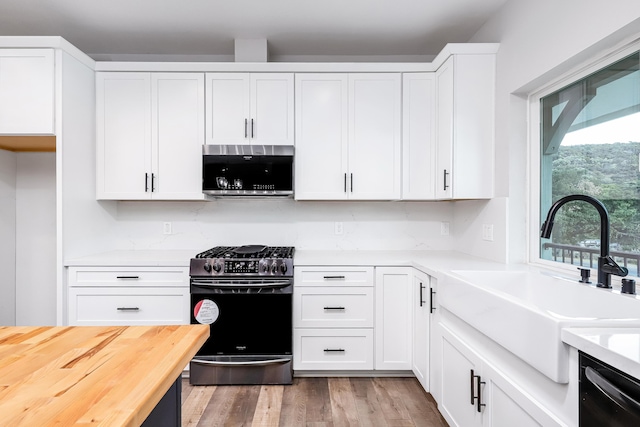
[543,242,640,277]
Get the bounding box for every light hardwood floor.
[181,377,448,427]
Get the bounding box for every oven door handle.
[191,358,291,367]
[585,366,640,415]
[190,279,291,288]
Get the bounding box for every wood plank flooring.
[181,377,448,427]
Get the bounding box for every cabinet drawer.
[294,267,374,287]
[294,287,373,328]
[68,267,188,287]
[68,287,189,325]
[294,329,373,370]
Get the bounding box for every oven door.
[190,279,292,356]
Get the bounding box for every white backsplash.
[106,199,455,252]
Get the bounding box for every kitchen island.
[0,324,209,426]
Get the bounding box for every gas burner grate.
[196,246,294,259]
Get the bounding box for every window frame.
[527,38,640,276]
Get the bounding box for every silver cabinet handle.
[419,281,425,307]
[444,169,450,190]
[251,118,254,138]
[117,307,139,311]
[244,118,248,138]
[475,374,486,412]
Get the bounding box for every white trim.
[527,36,640,275]
[0,36,95,69]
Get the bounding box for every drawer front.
[294,266,374,287]
[68,287,189,325]
[68,267,188,287]
[294,329,373,370]
[294,287,373,328]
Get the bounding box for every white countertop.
[562,328,640,380]
[64,250,197,266]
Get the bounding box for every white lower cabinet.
[412,269,431,391]
[293,267,374,370]
[375,267,413,370]
[439,324,564,427]
[293,329,374,370]
[67,266,190,326]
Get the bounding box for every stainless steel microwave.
[202,145,294,197]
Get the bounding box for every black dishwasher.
[580,351,640,426]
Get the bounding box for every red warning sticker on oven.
[194,299,220,324]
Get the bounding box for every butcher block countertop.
[0,324,209,426]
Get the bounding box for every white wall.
[15,153,56,325]
[460,0,640,263]
[90,200,455,252]
[0,149,16,325]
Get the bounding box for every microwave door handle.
[585,366,640,415]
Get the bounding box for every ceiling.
[0,0,508,61]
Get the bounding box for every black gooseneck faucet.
[540,194,628,288]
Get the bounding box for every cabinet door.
[151,73,205,200]
[440,325,483,427]
[375,267,412,370]
[412,270,431,391]
[0,49,54,134]
[435,58,454,200]
[402,73,436,200]
[205,73,250,145]
[250,73,294,145]
[96,72,152,199]
[348,74,402,200]
[294,74,349,200]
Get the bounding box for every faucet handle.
[601,255,629,277]
[577,267,591,283]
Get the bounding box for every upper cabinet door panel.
[205,73,250,145]
[0,49,55,135]
[251,73,294,145]
[294,74,349,200]
[348,73,401,200]
[403,73,436,200]
[151,73,205,200]
[96,72,152,199]
[435,58,454,200]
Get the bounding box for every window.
[539,52,640,276]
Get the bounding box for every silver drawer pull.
[324,306,345,310]
[116,276,140,280]
[117,307,140,311]
[324,348,345,352]
[323,275,346,280]
[192,358,290,367]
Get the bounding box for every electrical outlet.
[482,224,494,241]
[440,222,450,236]
[334,222,344,235]
[163,222,172,235]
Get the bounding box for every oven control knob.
[203,262,212,272]
[271,263,279,275]
[280,263,288,274]
[260,261,269,274]
[212,262,222,273]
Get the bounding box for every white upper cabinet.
[96,72,204,200]
[295,73,401,200]
[402,73,436,200]
[205,73,294,146]
[0,49,55,135]
[294,74,349,200]
[435,54,495,200]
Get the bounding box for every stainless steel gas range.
[189,245,294,385]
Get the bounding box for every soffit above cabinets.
[0,136,56,152]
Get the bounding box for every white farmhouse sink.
[440,269,640,383]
